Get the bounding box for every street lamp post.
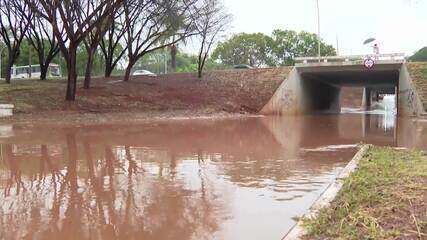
[0,47,3,80]
[315,0,321,62]
[29,46,32,79]
[164,52,167,74]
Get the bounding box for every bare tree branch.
[121,0,199,82]
[24,0,123,101]
[193,0,231,78]
[24,4,63,80]
[0,0,32,83]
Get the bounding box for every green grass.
[302,147,427,240]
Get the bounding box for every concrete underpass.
[299,64,400,113]
[261,55,424,116]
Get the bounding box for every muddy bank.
[0,109,255,127]
[0,67,290,123]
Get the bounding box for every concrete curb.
[282,145,371,240]
[0,104,14,117]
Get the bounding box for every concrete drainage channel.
[282,145,371,240]
[0,104,14,117]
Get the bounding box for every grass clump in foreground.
[302,146,427,239]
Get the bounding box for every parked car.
[233,64,253,69]
[132,70,157,77]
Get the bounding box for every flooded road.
[0,114,426,240]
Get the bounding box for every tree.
[211,30,336,68]
[134,49,169,74]
[83,10,116,89]
[99,14,127,77]
[134,48,227,75]
[25,14,61,80]
[165,36,189,73]
[121,0,198,82]
[76,46,105,77]
[175,52,198,72]
[0,0,32,83]
[211,33,274,67]
[194,0,231,78]
[271,29,336,66]
[26,0,123,101]
[170,43,178,72]
[409,47,427,62]
[13,40,37,66]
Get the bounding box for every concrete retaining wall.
[260,68,304,115]
[406,62,427,112]
[398,65,425,116]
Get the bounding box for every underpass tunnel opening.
[300,76,341,113]
[299,67,401,114]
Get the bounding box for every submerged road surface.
[0,113,426,239]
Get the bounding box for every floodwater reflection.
[0,114,426,240]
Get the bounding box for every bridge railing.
[295,53,406,64]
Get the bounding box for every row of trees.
[212,30,336,67]
[0,0,231,100]
[0,39,111,78]
[3,29,336,79]
[0,41,224,79]
[0,0,337,102]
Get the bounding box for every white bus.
[11,64,62,79]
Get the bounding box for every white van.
[11,64,62,79]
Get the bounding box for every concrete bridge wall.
[398,64,425,116]
[260,63,425,117]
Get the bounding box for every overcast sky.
[201,0,427,56]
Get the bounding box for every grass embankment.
[0,68,290,121]
[407,62,427,112]
[302,147,427,239]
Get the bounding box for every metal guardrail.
[295,53,406,63]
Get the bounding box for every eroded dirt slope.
[0,68,291,121]
[407,62,427,111]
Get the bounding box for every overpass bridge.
[261,54,425,116]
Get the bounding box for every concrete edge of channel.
[282,144,372,240]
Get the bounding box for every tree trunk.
[104,59,113,77]
[170,45,177,72]
[197,53,205,79]
[65,49,78,101]
[5,55,13,84]
[40,63,48,81]
[66,133,78,193]
[124,60,135,82]
[83,48,95,89]
[198,59,203,78]
[5,61,12,84]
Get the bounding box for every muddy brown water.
[0,113,426,240]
